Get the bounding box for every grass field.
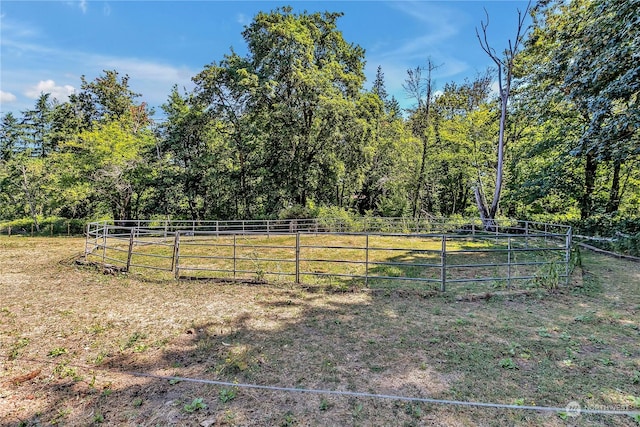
[1,236,639,426]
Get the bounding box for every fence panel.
[84,218,572,292]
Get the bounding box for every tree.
[432,73,495,216]
[519,0,639,220]
[474,3,529,228]
[21,93,54,158]
[0,113,22,161]
[194,8,367,216]
[59,116,155,222]
[404,60,438,218]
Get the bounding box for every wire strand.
[4,355,638,417]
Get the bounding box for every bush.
[572,213,640,257]
[278,204,318,220]
[0,217,86,236]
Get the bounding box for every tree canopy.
[1,2,638,239]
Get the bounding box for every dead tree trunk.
[475,3,529,230]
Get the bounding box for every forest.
[0,0,638,246]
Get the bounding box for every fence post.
[565,227,572,286]
[173,232,181,279]
[507,237,512,289]
[84,223,90,261]
[544,223,548,243]
[164,221,168,242]
[365,233,369,287]
[31,224,34,237]
[295,232,300,284]
[440,235,446,292]
[126,228,135,272]
[525,221,529,248]
[67,221,71,237]
[50,223,53,237]
[102,224,107,264]
[233,234,237,280]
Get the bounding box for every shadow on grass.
[6,250,639,427]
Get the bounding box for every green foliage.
[183,397,207,412]
[499,357,518,370]
[48,347,68,357]
[0,4,637,238]
[218,388,237,403]
[0,216,86,235]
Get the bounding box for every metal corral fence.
[85,218,572,292]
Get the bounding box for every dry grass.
[1,236,639,426]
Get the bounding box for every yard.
[1,237,639,426]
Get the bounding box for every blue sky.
[0,1,531,118]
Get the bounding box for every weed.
[132,397,143,407]
[281,410,297,426]
[183,397,207,413]
[535,260,562,291]
[89,323,106,334]
[597,357,614,366]
[133,343,148,353]
[53,362,82,381]
[196,336,215,353]
[48,347,68,357]
[537,328,552,338]
[93,351,108,365]
[319,398,330,411]
[499,358,518,370]
[9,337,30,360]
[222,345,252,373]
[224,410,236,422]
[632,371,640,384]
[93,411,104,423]
[120,332,147,351]
[219,387,237,403]
[52,408,71,425]
[561,359,574,368]
[574,312,596,323]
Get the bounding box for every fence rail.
[85,218,572,292]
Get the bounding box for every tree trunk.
[606,159,621,214]
[474,186,495,231]
[580,151,598,220]
[489,88,509,219]
[20,164,40,233]
[412,133,429,218]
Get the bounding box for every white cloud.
[25,80,75,101]
[103,3,111,17]
[0,91,17,103]
[79,0,88,14]
[490,80,501,98]
[236,13,249,26]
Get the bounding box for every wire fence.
[0,219,86,237]
[85,218,572,292]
